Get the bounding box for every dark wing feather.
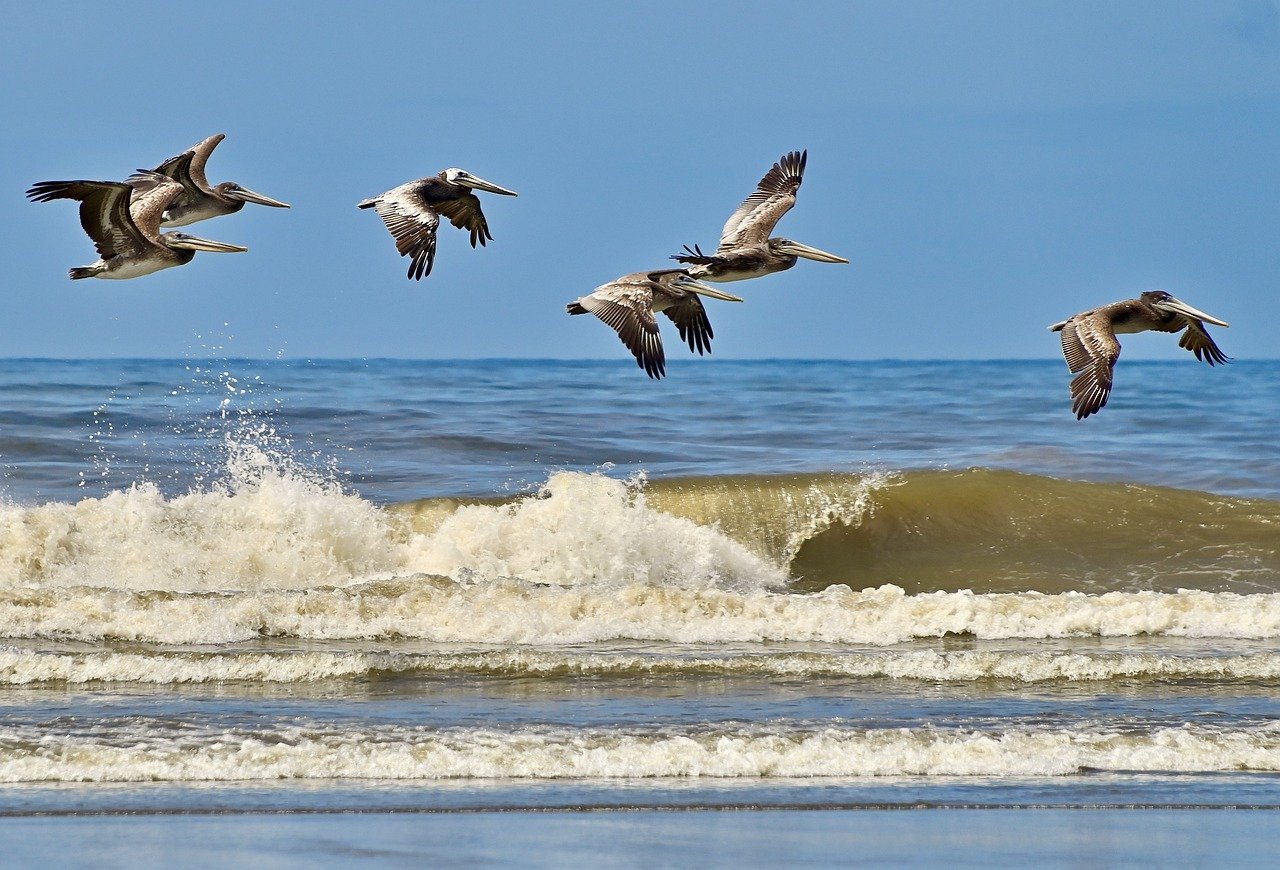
[670,243,717,266]
[26,180,151,258]
[1059,312,1121,419]
[662,295,713,356]
[435,193,492,247]
[1176,320,1231,366]
[128,149,201,199]
[573,280,665,378]
[368,186,440,280]
[718,150,807,249]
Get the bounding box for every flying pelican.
[127,133,291,226]
[671,150,847,282]
[26,164,248,280]
[566,269,743,379]
[1049,290,1230,419]
[358,169,518,280]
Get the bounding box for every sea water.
[0,358,1276,814]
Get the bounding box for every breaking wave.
[0,454,1276,648]
[1,645,1279,684]
[3,720,1278,782]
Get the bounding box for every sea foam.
[2,721,1277,782]
[1,463,1278,647]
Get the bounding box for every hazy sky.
[2,1,1276,360]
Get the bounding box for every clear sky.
[2,1,1276,360]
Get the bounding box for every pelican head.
[1143,291,1229,327]
[163,232,249,253]
[442,168,518,196]
[770,238,849,264]
[214,181,291,209]
[671,273,744,302]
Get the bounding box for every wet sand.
[3,808,1278,868]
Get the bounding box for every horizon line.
[0,355,1274,364]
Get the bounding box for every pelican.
[26,163,248,280]
[671,150,847,282]
[127,133,290,226]
[566,269,743,379]
[1049,290,1230,419]
[358,169,518,280]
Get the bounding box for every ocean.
[0,357,1277,860]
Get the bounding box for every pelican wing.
[183,133,226,191]
[1059,312,1120,419]
[128,180,184,243]
[574,280,665,378]
[26,180,152,259]
[366,187,441,280]
[1176,320,1230,366]
[128,150,198,197]
[128,135,222,196]
[717,150,807,249]
[435,193,493,248]
[662,295,713,356]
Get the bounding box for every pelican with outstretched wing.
[27,160,247,279]
[358,168,517,280]
[1049,291,1230,419]
[672,150,847,282]
[127,133,289,227]
[566,269,743,379]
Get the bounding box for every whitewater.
[0,358,1276,809]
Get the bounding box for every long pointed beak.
[682,279,744,302]
[775,240,849,264]
[166,235,249,253]
[228,186,291,208]
[462,175,518,196]
[1158,296,1229,327]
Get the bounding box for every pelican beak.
[1156,296,1229,327]
[227,186,291,208]
[774,240,849,264]
[460,174,518,196]
[166,234,249,253]
[682,278,744,302]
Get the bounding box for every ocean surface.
[0,357,1277,819]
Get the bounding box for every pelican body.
[127,133,290,227]
[566,269,743,379]
[672,150,847,282]
[358,168,518,280]
[26,164,248,280]
[1049,290,1230,419]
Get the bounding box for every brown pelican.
[1049,290,1230,419]
[127,133,290,227]
[358,169,518,280]
[672,150,847,282]
[566,269,743,378]
[26,165,248,280]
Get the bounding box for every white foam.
[0,445,399,592]
[2,722,1277,782]
[0,469,782,596]
[0,580,1278,646]
[1,646,1278,684]
[400,472,785,589]
[0,467,1277,647]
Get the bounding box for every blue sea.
[0,357,1278,859]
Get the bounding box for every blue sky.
[2,1,1276,360]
